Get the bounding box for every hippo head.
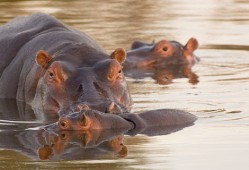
[54,110,105,131]
[126,37,199,67]
[32,48,132,115]
[44,109,132,131]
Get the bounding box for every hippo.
[0,13,132,116]
[124,38,200,85]
[125,38,199,68]
[44,109,197,134]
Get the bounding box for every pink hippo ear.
[185,38,199,52]
[35,50,53,69]
[38,145,53,160]
[110,48,126,64]
[117,145,128,158]
[79,112,88,127]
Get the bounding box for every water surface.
[0,0,249,170]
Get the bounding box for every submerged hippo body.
[0,13,132,115]
[125,38,199,68]
[45,109,197,134]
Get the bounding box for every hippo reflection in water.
[0,13,132,117]
[0,108,196,161]
[0,119,195,161]
[0,128,129,160]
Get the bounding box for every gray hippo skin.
[0,108,197,161]
[125,38,199,68]
[0,13,132,115]
[44,109,197,135]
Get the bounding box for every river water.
[0,0,248,170]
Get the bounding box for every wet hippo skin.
[126,38,199,68]
[44,109,197,133]
[0,13,132,115]
[124,38,200,85]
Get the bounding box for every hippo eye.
[48,71,55,80]
[163,47,168,51]
[61,121,66,127]
[59,119,69,130]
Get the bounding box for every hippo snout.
[76,101,126,114]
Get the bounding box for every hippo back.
[0,13,106,100]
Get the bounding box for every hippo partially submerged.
[0,13,198,129]
[0,13,132,115]
[44,109,197,133]
[124,38,200,85]
[125,38,199,68]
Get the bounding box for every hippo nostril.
[108,102,115,113]
[77,104,90,111]
[104,108,108,113]
[107,102,123,114]
[78,84,83,93]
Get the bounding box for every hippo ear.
[77,104,90,111]
[36,50,53,69]
[110,48,126,64]
[185,38,199,52]
[38,145,53,160]
[79,113,88,127]
[117,145,128,158]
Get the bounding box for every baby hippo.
[125,37,199,68]
[44,109,197,132]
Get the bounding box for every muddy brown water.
[0,0,249,169]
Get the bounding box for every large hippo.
[125,38,199,68]
[0,13,132,115]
